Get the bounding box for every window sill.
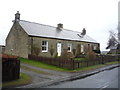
[42,51,48,53]
[67,51,71,52]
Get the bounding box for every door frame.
[57,42,62,56]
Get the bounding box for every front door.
[57,43,62,56]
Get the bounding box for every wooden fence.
[2,54,20,82]
[73,55,118,69]
[28,55,74,69]
[28,54,119,70]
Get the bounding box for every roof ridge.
[20,20,57,28]
[20,20,81,33]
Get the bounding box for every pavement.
[17,63,120,88]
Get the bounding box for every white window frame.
[67,43,72,52]
[81,44,84,52]
[42,41,48,52]
[93,45,97,50]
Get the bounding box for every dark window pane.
[42,46,47,51]
[42,41,47,45]
[68,47,70,50]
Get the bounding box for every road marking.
[98,82,110,90]
[101,84,109,89]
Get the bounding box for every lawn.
[19,58,70,72]
[2,72,32,88]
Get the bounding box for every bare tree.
[106,30,118,49]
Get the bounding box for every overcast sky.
[0,0,119,51]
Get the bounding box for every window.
[42,41,48,52]
[81,44,84,52]
[67,43,72,52]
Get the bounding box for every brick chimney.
[57,23,63,30]
[15,11,20,21]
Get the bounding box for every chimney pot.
[15,11,20,21]
[57,23,63,30]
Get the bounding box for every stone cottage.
[5,11,100,58]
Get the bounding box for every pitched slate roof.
[19,20,98,43]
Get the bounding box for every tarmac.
[17,63,120,88]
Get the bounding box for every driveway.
[19,63,73,88]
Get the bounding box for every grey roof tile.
[19,20,98,43]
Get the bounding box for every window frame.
[93,45,97,50]
[41,41,48,52]
[81,44,84,52]
[67,43,72,52]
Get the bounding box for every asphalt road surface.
[45,67,120,89]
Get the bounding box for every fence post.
[78,62,79,68]
[87,61,88,67]
[72,59,74,70]
[101,55,104,64]
[58,58,60,67]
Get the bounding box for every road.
[44,67,119,89]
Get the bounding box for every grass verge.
[71,64,105,72]
[105,61,119,65]
[19,58,119,72]
[2,72,32,88]
[71,61,119,72]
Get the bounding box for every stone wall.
[29,36,100,57]
[5,22,29,58]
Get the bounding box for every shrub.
[61,49,74,60]
[76,44,81,57]
[93,50,101,54]
[50,45,54,56]
[72,48,76,56]
[32,46,40,56]
[86,51,96,60]
[75,44,85,58]
[118,51,120,54]
[54,52,58,58]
